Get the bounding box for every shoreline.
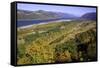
[18,19,72,29]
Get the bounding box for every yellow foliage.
[56,50,72,62]
[17,56,32,65]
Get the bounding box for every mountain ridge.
[80,12,96,20]
[17,9,77,20]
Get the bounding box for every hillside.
[17,20,97,65]
[80,12,96,20]
[17,10,77,20]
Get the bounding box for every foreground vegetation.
[17,20,97,65]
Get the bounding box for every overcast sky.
[17,3,96,16]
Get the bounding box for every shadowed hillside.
[80,12,96,20]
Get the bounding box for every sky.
[17,3,96,16]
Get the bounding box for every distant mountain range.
[17,10,77,20]
[17,10,96,21]
[80,12,96,20]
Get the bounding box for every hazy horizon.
[17,3,96,17]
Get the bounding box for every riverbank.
[18,19,72,29]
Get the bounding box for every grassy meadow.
[17,20,97,65]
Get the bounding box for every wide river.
[17,18,72,27]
